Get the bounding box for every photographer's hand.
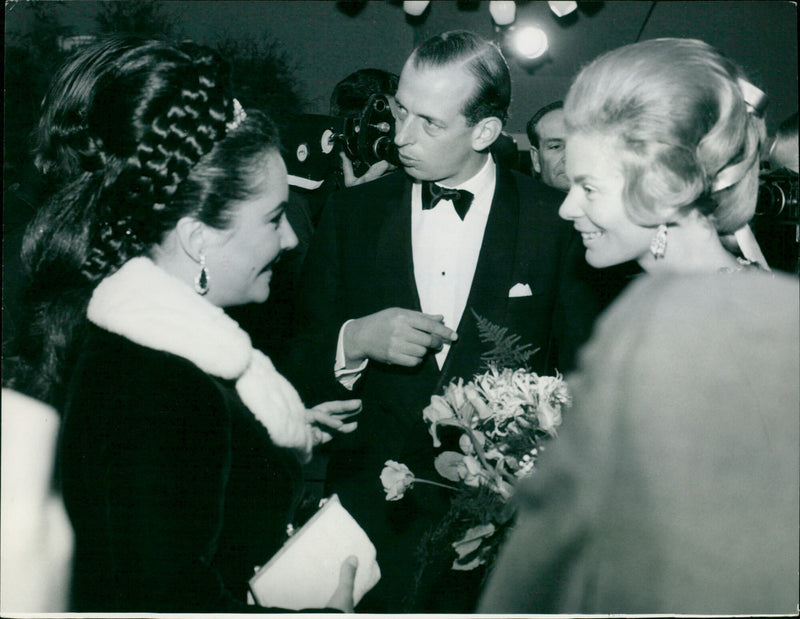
[343,308,458,367]
[340,152,392,187]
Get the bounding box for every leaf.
[451,523,496,570]
[453,523,496,549]
[472,309,540,370]
[434,451,465,482]
[452,555,486,571]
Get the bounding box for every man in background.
[526,100,570,192]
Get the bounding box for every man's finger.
[408,313,458,341]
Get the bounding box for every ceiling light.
[489,1,517,26]
[403,1,429,17]
[511,26,549,60]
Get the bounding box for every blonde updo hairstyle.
[564,38,764,235]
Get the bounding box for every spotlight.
[547,1,578,17]
[511,25,549,60]
[403,1,429,17]
[489,1,516,26]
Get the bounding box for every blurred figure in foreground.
[478,271,799,614]
[1,389,73,613]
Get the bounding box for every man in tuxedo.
[290,30,595,612]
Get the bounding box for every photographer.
[300,68,399,225]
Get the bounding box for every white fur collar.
[88,257,313,460]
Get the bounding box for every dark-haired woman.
[16,39,360,612]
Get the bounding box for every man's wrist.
[342,318,366,368]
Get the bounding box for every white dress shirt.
[336,155,496,387]
[412,156,495,367]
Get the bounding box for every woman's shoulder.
[71,325,232,421]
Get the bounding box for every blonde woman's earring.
[194,253,210,295]
[650,224,668,259]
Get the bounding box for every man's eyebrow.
[393,95,442,125]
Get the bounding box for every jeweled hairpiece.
[226,98,247,132]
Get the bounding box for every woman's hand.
[326,555,358,613]
[306,399,361,446]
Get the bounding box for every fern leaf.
[471,309,539,370]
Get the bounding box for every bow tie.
[421,181,474,220]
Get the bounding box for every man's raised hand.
[343,308,458,367]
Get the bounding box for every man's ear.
[471,116,503,152]
[175,216,208,263]
[530,147,542,174]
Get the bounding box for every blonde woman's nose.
[558,187,582,221]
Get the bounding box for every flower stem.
[413,478,458,492]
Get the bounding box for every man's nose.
[394,116,414,147]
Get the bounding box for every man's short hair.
[330,68,399,117]
[411,30,511,126]
[526,101,564,149]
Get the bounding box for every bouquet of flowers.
[380,311,571,575]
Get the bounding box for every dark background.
[4,1,797,165]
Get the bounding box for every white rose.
[380,460,414,501]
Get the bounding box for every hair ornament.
[710,147,759,193]
[226,98,247,132]
[737,78,768,117]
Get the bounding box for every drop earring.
[650,224,668,260]
[194,252,209,295]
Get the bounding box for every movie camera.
[755,168,799,224]
[282,93,400,187]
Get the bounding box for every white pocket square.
[508,282,533,298]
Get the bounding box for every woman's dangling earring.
[650,224,668,259]
[194,252,209,295]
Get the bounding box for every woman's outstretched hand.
[326,555,358,613]
[306,399,361,446]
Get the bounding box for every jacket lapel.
[372,177,422,312]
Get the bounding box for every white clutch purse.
[248,494,381,610]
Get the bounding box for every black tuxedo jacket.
[289,166,602,611]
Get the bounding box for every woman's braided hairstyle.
[10,39,244,406]
[82,40,235,282]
